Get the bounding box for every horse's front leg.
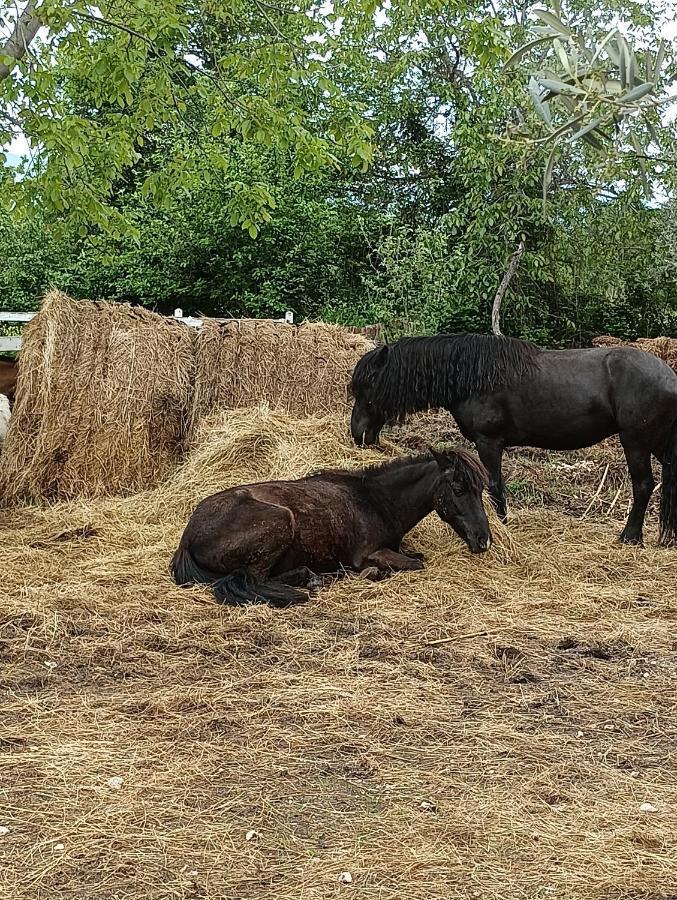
[476,438,507,522]
[273,566,322,589]
[362,548,425,573]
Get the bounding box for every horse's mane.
[352,333,541,418]
[310,448,487,492]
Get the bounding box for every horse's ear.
[373,343,389,368]
[430,447,454,471]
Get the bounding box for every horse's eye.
[452,485,466,497]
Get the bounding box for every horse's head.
[431,447,492,554]
[350,344,390,446]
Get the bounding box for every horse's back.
[484,345,677,450]
[181,474,370,575]
[604,345,677,390]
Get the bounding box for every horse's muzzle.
[350,420,380,447]
[469,534,492,553]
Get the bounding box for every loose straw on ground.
[1,405,676,900]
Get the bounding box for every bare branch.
[492,235,526,337]
[0,0,42,82]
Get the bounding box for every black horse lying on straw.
[349,333,677,546]
[171,449,491,606]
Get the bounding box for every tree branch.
[71,10,153,46]
[0,0,42,82]
[492,235,526,337]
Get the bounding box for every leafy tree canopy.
[0,0,375,235]
[1,0,676,346]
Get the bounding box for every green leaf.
[528,77,551,124]
[542,146,557,213]
[539,78,584,96]
[552,38,573,76]
[653,39,666,82]
[532,8,570,36]
[621,82,654,104]
[248,223,258,238]
[580,131,605,151]
[617,34,635,88]
[630,133,651,198]
[605,41,621,70]
[646,119,660,148]
[566,117,603,143]
[503,37,554,71]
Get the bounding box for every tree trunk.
[0,1,42,83]
[491,235,526,337]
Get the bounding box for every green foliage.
[1,0,676,346]
[502,2,676,210]
[0,0,376,232]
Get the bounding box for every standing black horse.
[350,334,677,546]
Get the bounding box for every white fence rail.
[0,308,295,352]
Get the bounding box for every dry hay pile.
[593,334,677,371]
[0,291,372,502]
[1,406,676,900]
[190,317,373,429]
[1,290,193,501]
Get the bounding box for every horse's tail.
[170,544,309,608]
[660,417,677,546]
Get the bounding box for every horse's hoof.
[406,551,425,561]
[307,575,323,590]
[618,533,643,546]
[359,566,381,581]
[408,558,425,570]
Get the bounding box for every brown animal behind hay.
[0,359,18,401]
[0,291,194,502]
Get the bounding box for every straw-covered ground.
[1,407,676,900]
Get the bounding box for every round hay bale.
[0,293,375,503]
[636,336,672,360]
[592,334,677,370]
[0,290,194,503]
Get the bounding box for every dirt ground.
[1,408,676,900]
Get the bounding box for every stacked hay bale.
[592,334,677,371]
[0,291,373,503]
[190,318,372,430]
